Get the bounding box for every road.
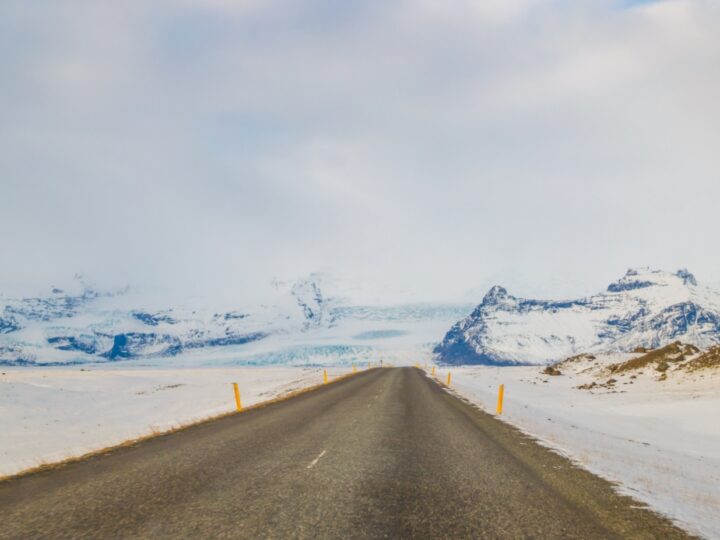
[0,367,692,539]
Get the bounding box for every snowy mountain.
[0,275,471,366]
[434,268,720,366]
[290,273,337,329]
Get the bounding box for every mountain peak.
[435,266,720,366]
[290,274,335,328]
[482,285,510,305]
[607,267,696,293]
[675,268,698,286]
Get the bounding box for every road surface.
[0,367,692,539]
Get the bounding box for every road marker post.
[323,369,329,384]
[352,364,357,374]
[496,384,505,415]
[232,383,242,412]
[446,372,452,386]
[431,366,435,377]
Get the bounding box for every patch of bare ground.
[555,353,596,369]
[683,345,720,372]
[607,341,699,375]
[557,341,719,392]
[542,365,563,376]
[577,378,619,391]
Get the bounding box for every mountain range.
[4,268,719,367]
[434,268,720,365]
[0,275,468,366]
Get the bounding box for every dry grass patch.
[683,346,720,372]
[608,342,699,374]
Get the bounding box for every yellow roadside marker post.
[232,383,242,412]
[352,364,357,374]
[431,366,435,377]
[497,384,505,415]
[323,369,329,384]
[446,372,452,386]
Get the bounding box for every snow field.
[3,360,718,538]
[448,364,720,539]
[0,365,353,478]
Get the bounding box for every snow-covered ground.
[3,356,718,538]
[447,361,720,539]
[0,365,353,478]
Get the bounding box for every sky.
[1,0,719,304]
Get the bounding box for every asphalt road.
[0,367,693,539]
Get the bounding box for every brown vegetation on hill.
[556,353,596,369]
[542,365,562,376]
[608,342,700,374]
[683,346,720,372]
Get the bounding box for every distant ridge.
[434,268,720,366]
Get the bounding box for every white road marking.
[307,450,327,469]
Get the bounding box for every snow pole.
[431,366,435,377]
[496,384,505,415]
[323,369,329,384]
[352,364,357,374]
[446,372,452,386]
[232,383,242,412]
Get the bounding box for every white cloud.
[1,0,719,302]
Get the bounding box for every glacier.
[0,275,472,367]
[434,268,720,366]
[7,267,718,368]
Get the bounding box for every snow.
[0,365,353,478]
[1,274,472,366]
[446,360,720,539]
[435,268,720,365]
[3,270,719,537]
[2,357,718,537]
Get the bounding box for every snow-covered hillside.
[0,275,471,367]
[435,268,720,365]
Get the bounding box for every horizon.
[1,265,716,308]
[1,3,718,535]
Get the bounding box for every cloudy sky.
[1,0,719,303]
